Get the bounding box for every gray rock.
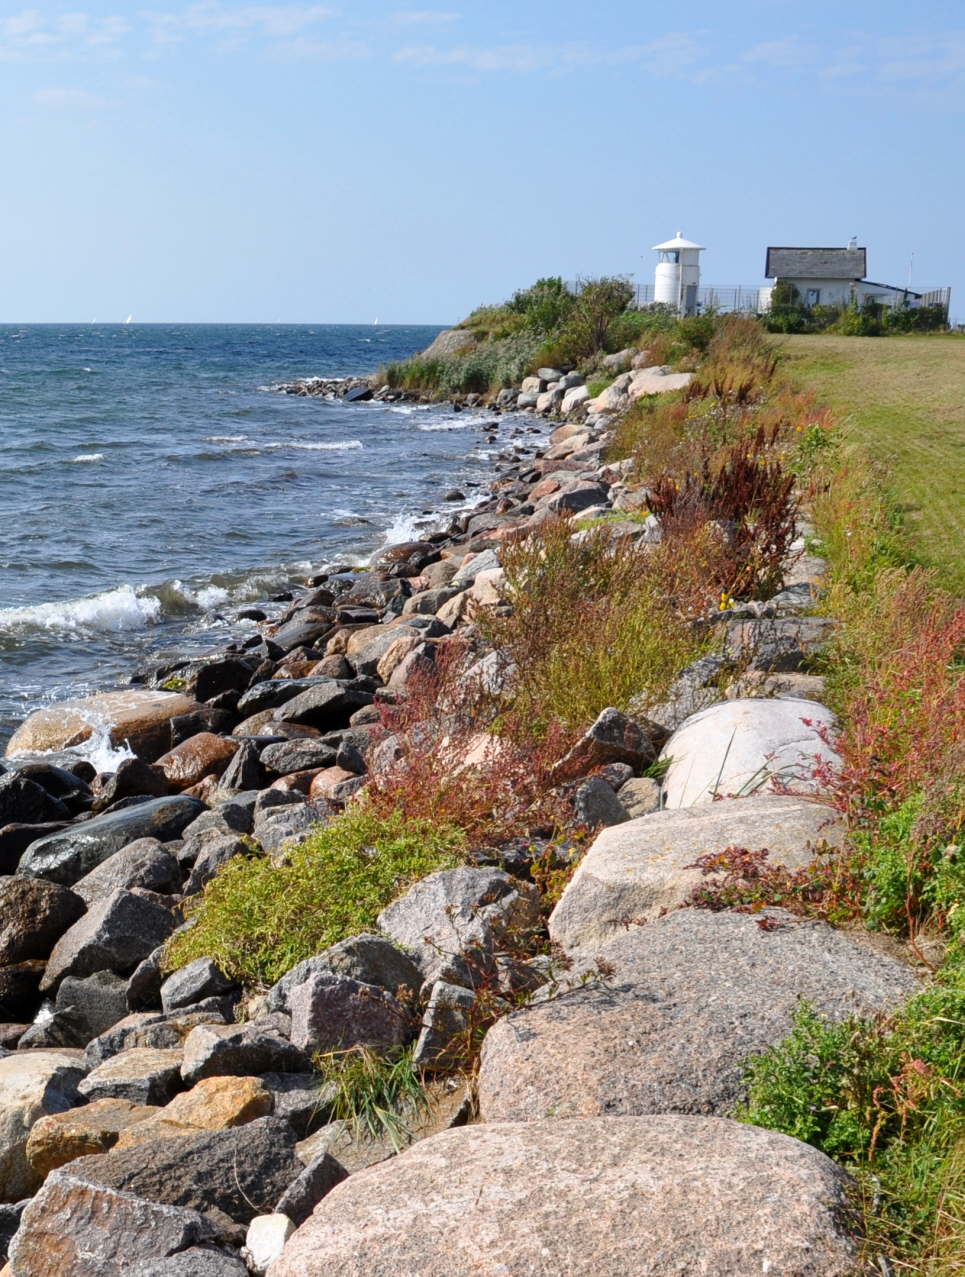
[129,1249,249,1276]
[273,1151,348,1226]
[9,1171,218,1276]
[478,908,919,1123]
[236,677,333,718]
[268,1116,860,1277]
[617,776,660,818]
[18,796,205,886]
[41,889,177,991]
[254,803,331,853]
[71,839,181,907]
[572,776,630,828]
[725,615,837,672]
[550,795,845,953]
[546,480,608,514]
[86,1006,230,1069]
[180,1023,310,1086]
[184,835,248,896]
[55,969,130,1040]
[217,741,265,794]
[288,972,409,1055]
[0,1048,87,1201]
[0,876,85,966]
[274,683,373,730]
[63,1115,303,1228]
[78,1046,184,1105]
[377,867,541,986]
[260,1072,331,1136]
[412,981,474,1072]
[259,740,338,776]
[16,1005,89,1049]
[449,548,499,588]
[160,959,236,1015]
[180,800,253,840]
[266,935,422,1015]
[552,706,667,781]
[0,1199,27,1263]
[659,697,840,808]
[127,947,165,1011]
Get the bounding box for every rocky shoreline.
[0,342,917,1275]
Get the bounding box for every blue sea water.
[0,323,538,748]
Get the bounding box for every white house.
[762,240,922,310]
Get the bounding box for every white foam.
[416,421,471,432]
[381,510,427,546]
[73,714,137,772]
[263,440,363,452]
[72,452,104,463]
[206,434,247,443]
[194,584,230,609]
[0,585,162,635]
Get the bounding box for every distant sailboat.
[372,317,379,326]
[125,314,134,324]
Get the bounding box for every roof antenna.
[847,235,858,249]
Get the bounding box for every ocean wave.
[205,434,247,443]
[0,585,162,636]
[72,453,104,463]
[262,440,363,452]
[416,421,471,433]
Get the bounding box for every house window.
[805,288,821,306]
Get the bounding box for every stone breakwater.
[0,350,918,1276]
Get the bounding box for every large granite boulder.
[0,1048,86,1201]
[25,1096,157,1176]
[8,1171,218,1275]
[659,697,840,808]
[41,889,177,991]
[5,690,204,761]
[17,796,205,886]
[156,734,240,791]
[478,908,919,1123]
[71,839,182,907]
[550,795,845,953]
[377,867,541,986]
[267,1116,860,1277]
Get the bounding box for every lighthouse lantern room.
[651,232,704,315]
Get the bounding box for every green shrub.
[315,1044,430,1149]
[164,805,466,988]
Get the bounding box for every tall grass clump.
[165,805,465,988]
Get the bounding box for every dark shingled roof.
[765,247,867,280]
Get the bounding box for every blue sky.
[1,0,962,322]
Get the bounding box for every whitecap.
[0,585,162,635]
[206,434,247,443]
[380,510,429,545]
[72,453,104,463]
[73,715,137,772]
[263,440,363,452]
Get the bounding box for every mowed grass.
[780,334,965,592]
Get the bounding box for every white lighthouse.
[651,231,704,315]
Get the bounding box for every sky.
[1,0,963,323]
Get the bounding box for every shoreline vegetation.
[0,289,962,1274]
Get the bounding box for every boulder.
[0,772,69,827]
[266,1116,860,1277]
[561,383,590,415]
[54,970,130,1040]
[259,740,337,777]
[659,698,840,808]
[78,1046,184,1106]
[601,347,635,372]
[288,973,409,1056]
[128,1249,248,1276]
[9,1172,218,1276]
[572,777,629,828]
[0,962,45,1021]
[273,683,373,730]
[244,1215,295,1276]
[71,840,181,908]
[377,867,541,986]
[90,758,168,813]
[85,1007,230,1070]
[412,981,474,1072]
[0,878,85,966]
[273,1152,347,1226]
[550,795,845,953]
[41,889,177,991]
[725,615,837,673]
[0,822,70,876]
[627,367,693,398]
[160,960,236,1015]
[180,1023,309,1087]
[545,480,608,515]
[183,834,248,896]
[156,734,239,791]
[418,328,477,360]
[552,706,666,781]
[0,1048,86,1200]
[113,1075,273,1149]
[17,796,205,886]
[60,1115,304,1228]
[216,741,266,793]
[5,690,204,761]
[617,775,660,818]
[478,908,918,1123]
[25,1097,157,1176]
[266,935,422,1014]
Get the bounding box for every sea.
[0,323,537,755]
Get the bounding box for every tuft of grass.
[164,805,465,988]
[314,1043,430,1150]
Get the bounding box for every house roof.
[765,246,867,280]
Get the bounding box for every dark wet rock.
[0,1199,27,1263]
[273,682,374,730]
[236,678,333,718]
[216,740,265,793]
[18,796,206,886]
[41,889,178,991]
[91,758,169,813]
[0,822,71,875]
[169,706,237,748]
[14,763,93,815]
[71,839,182,907]
[0,771,69,827]
[0,960,46,1020]
[0,876,85,965]
[271,615,335,654]
[188,656,258,703]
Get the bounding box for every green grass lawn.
[780,333,965,593]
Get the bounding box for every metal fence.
[631,283,764,313]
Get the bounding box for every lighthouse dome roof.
[651,231,704,251]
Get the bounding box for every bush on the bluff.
[164,806,465,987]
